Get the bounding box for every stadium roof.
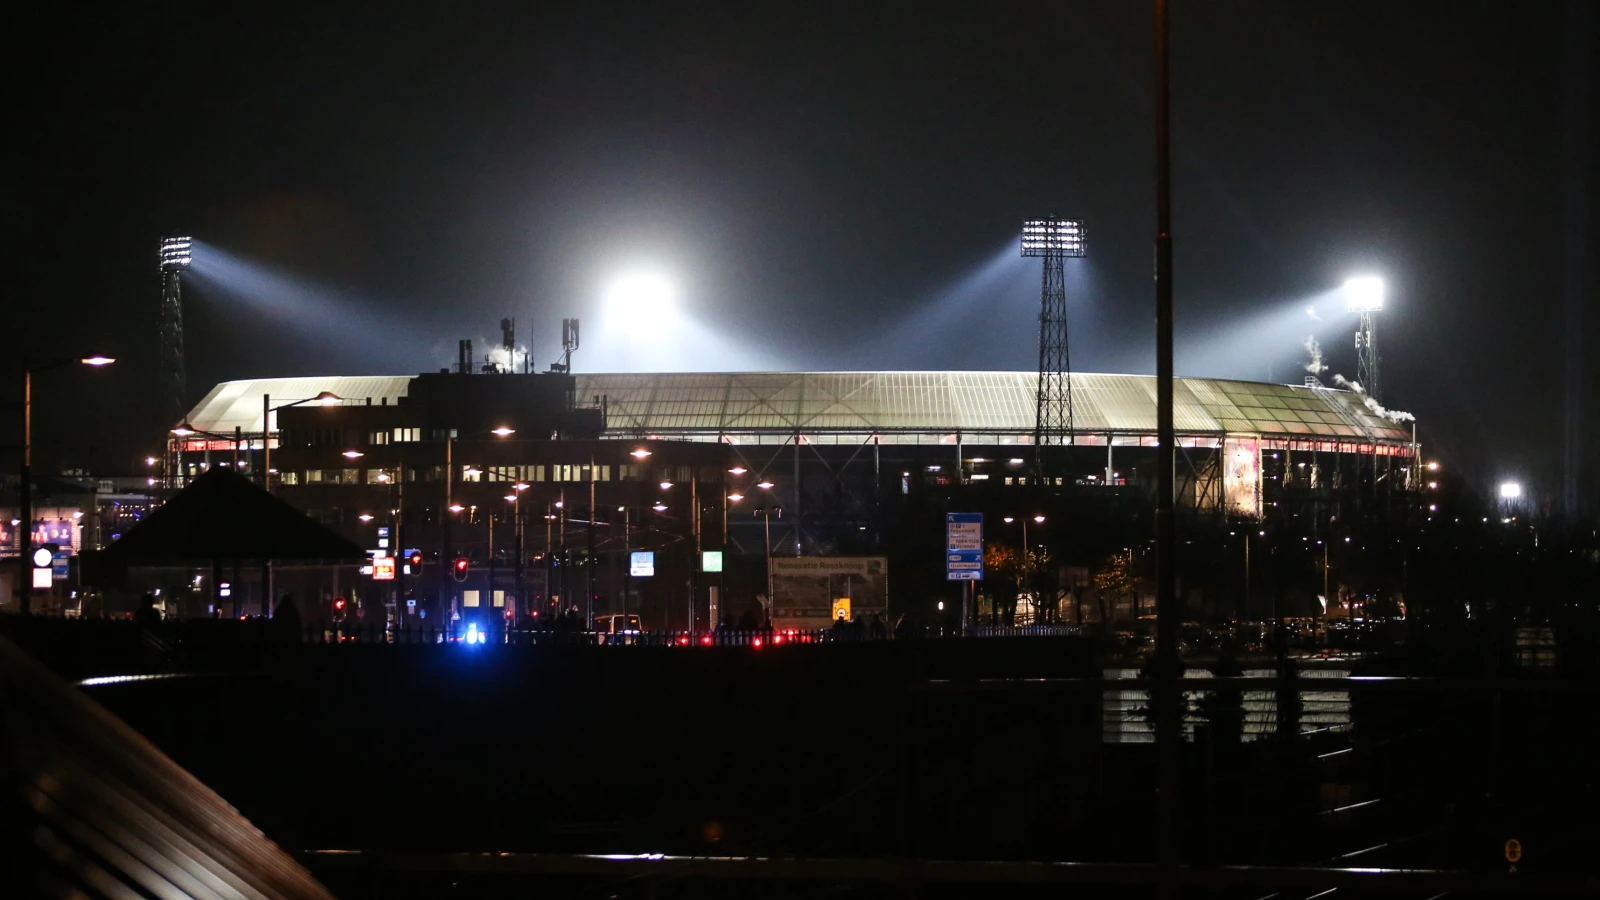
[187,372,1414,444]
[575,372,1414,443]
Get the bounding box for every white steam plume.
[1303,336,1328,375]
[481,338,532,373]
[1305,304,1322,321]
[1332,374,1415,423]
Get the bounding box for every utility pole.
[1152,0,1181,893]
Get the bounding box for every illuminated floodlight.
[81,355,116,366]
[145,456,158,466]
[513,482,530,491]
[729,466,748,475]
[652,502,668,512]
[172,423,195,437]
[342,450,364,459]
[1427,462,1439,471]
[449,504,465,513]
[1033,515,1046,523]
[159,236,193,270]
[1020,218,1086,258]
[491,426,515,437]
[659,481,673,490]
[504,494,518,503]
[314,391,342,406]
[605,274,676,342]
[358,513,374,522]
[631,449,652,459]
[1343,276,1385,312]
[756,481,775,490]
[728,492,745,502]
[1499,482,1522,500]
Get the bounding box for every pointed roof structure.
[99,469,366,565]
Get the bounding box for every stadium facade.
[177,369,1420,628]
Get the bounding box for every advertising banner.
[769,557,887,627]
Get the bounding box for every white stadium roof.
[187,371,1414,445]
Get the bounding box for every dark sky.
[8,1,1597,502]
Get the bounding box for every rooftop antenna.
[550,317,580,373]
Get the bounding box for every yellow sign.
[1504,838,1522,863]
[832,598,851,621]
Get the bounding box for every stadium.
[169,366,1421,628]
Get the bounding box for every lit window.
[304,470,323,484]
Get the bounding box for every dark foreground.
[5,616,1598,898]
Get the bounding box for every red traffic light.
[333,597,347,611]
[453,557,469,582]
[409,550,423,567]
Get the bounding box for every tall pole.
[586,453,596,628]
[262,394,271,489]
[1153,0,1180,891]
[763,510,773,616]
[690,475,700,631]
[513,492,522,624]
[18,366,32,615]
[443,436,453,623]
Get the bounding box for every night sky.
[9,1,1596,502]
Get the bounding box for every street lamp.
[17,353,116,614]
[261,390,342,492]
[754,505,783,617]
[1000,514,1045,623]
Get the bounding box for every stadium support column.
[1021,219,1085,479]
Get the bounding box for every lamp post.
[257,390,340,619]
[1002,515,1045,624]
[261,391,342,492]
[727,473,776,622]
[754,504,783,621]
[18,355,115,615]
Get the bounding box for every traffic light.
[409,550,423,568]
[453,557,469,582]
[333,596,347,613]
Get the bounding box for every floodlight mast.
[159,236,193,433]
[1021,217,1085,475]
[1345,276,1384,403]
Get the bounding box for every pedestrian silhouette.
[869,614,887,640]
[133,594,161,627]
[272,593,302,643]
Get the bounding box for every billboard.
[769,557,887,627]
[630,551,655,577]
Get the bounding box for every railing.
[300,623,1086,646]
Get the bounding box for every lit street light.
[18,353,116,615]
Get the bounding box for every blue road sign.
[946,512,983,581]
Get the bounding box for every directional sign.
[52,549,71,581]
[946,513,983,581]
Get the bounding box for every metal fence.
[301,623,1083,646]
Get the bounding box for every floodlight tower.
[158,236,193,425]
[1345,275,1384,403]
[1021,218,1086,474]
